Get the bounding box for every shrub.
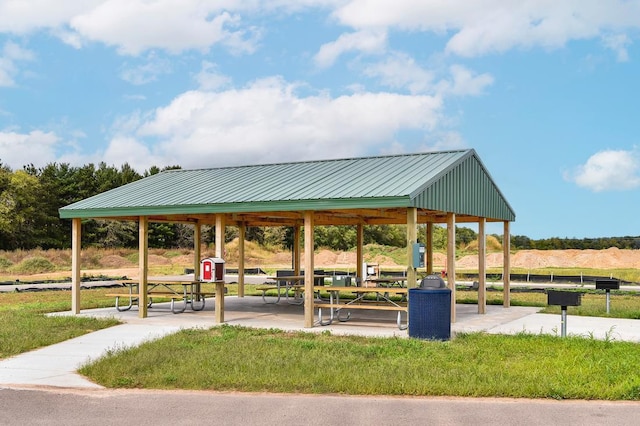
[10,257,56,274]
[0,257,13,271]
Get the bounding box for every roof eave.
[58,196,411,220]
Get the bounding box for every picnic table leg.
[115,295,135,312]
[332,291,351,322]
[261,283,282,304]
[190,283,206,311]
[191,297,206,311]
[397,311,407,330]
[170,296,187,314]
[317,307,333,326]
[287,283,304,305]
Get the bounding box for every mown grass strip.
[0,310,119,359]
[80,325,640,400]
[0,288,120,359]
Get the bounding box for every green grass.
[79,325,640,400]
[455,286,640,319]
[0,288,121,359]
[3,284,640,399]
[476,266,640,284]
[0,310,120,359]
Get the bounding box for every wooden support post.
[215,280,225,320]
[303,212,315,328]
[193,222,201,281]
[478,218,486,314]
[71,218,81,314]
[356,223,364,282]
[139,216,149,318]
[426,222,434,275]
[447,213,456,323]
[215,215,225,323]
[406,208,418,288]
[503,221,511,308]
[293,225,301,275]
[215,215,225,258]
[238,222,245,298]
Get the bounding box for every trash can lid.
[419,274,446,288]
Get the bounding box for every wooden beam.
[447,213,456,323]
[91,207,502,229]
[406,208,418,288]
[503,221,511,308]
[478,218,486,314]
[304,212,315,328]
[139,216,149,318]
[71,218,81,314]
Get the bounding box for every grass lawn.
[2,284,640,400]
[79,325,640,400]
[0,289,120,359]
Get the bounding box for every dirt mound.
[98,255,133,268]
[455,247,640,269]
[148,254,171,265]
[170,255,195,266]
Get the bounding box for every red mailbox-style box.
[200,257,225,282]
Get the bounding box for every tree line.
[1,161,638,252]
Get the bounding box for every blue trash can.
[408,288,451,340]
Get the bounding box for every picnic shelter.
[59,149,516,327]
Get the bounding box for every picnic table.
[259,275,327,304]
[313,286,408,330]
[367,277,407,288]
[105,280,221,313]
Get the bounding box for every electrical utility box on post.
[200,257,225,282]
[412,243,425,268]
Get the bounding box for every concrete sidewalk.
[2,296,640,389]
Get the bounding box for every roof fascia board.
[58,196,411,219]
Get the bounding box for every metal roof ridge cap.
[164,149,472,173]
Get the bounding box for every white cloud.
[194,61,232,91]
[314,29,387,68]
[0,130,59,168]
[70,2,257,56]
[443,65,494,96]
[120,55,172,85]
[566,149,640,192]
[2,1,639,61]
[101,136,164,171]
[601,33,631,62]
[0,1,102,33]
[331,1,640,58]
[129,77,442,169]
[0,41,34,87]
[0,1,263,55]
[362,52,435,94]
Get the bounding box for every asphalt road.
[1,387,638,426]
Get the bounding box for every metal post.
[606,289,611,314]
[561,306,567,337]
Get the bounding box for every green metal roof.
[59,149,515,222]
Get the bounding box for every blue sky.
[1,1,639,240]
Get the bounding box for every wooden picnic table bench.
[313,286,408,330]
[105,291,188,313]
[260,275,326,304]
[106,281,223,313]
